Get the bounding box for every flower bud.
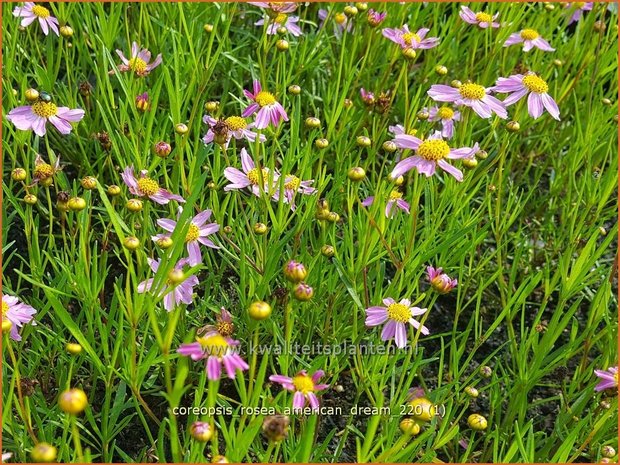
[68,197,87,211]
[25,88,40,102]
[356,135,371,147]
[293,282,314,301]
[601,98,612,106]
[154,141,172,158]
[464,386,479,398]
[223,225,232,234]
[126,199,143,212]
[393,175,405,186]
[106,185,121,197]
[544,2,555,10]
[344,5,358,16]
[594,20,607,33]
[417,109,430,120]
[167,269,185,285]
[155,236,174,249]
[399,418,421,435]
[435,65,448,76]
[262,415,290,442]
[175,123,189,135]
[212,456,229,463]
[315,138,329,149]
[60,25,74,38]
[462,157,478,169]
[305,117,321,129]
[81,176,97,190]
[355,2,368,11]
[66,343,82,355]
[343,98,353,109]
[553,59,563,67]
[11,168,27,181]
[59,388,88,414]
[31,443,57,462]
[402,48,417,60]
[123,236,140,251]
[135,92,149,112]
[408,397,436,422]
[24,194,38,205]
[321,245,335,257]
[204,24,214,33]
[467,413,488,431]
[205,101,219,112]
[451,80,462,88]
[506,120,520,132]
[249,301,272,320]
[602,446,616,459]
[284,260,308,283]
[326,211,340,223]
[382,141,397,152]
[347,167,366,182]
[476,149,488,160]
[2,320,13,332]
[480,365,492,378]
[276,39,289,51]
[190,421,213,442]
[288,85,301,95]
[254,222,268,235]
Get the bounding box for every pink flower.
[389,131,479,182]
[255,13,302,36]
[115,42,162,77]
[202,115,265,148]
[272,174,316,211]
[459,6,500,28]
[242,80,288,129]
[137,258,198,312]
[362,190,410,218]
[318,9,352,36]
[13,3,59,35]
[223,148,276,196]
[365,298,428,349]
[367,9,387,28]
[503,29,555,52]
[121,166,185,204]
[492,73,560,121]
[428,82,507,119]
[594,366,618,392]
[382,25,439,50]
[427,266,458,294]
[269,370,329,411]
[428,106,461,139]
[2,294,37,341]
[360,88,375,105]
[6,98,85,137]
[153,207,219,267]
[567,2,593,24]
[248,2,297,13]
[178,332,249,381]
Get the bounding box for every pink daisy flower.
[504,29,555,52]
[178,332,249,381]
[269,370,329,411]
[459,6,500,29]
[365,298,429,349]
[428,82,507,119]
[567,2,593,24]
[367,9,387,28]
[202,115,266,148]
[13,3,59,35]
[318,9,352,36]
[137,258,198,312]
[6,97,85,137]
[360,88,375,105]
[2,294,37,342]
[272,174,316,211]
[152,207,219,267]
[223,148,276,197]
[248,2,297,14]
[361,190,410,218]
[428,106,461,139]
[594,366,618,392]
[492,73,560,121]
[382,25,439,50]
[115,42,162,77]
[427,266,458,294]
[255,13,302,36]
[242,80,288,129]
[121,166,185,204]
[389,131,479,182]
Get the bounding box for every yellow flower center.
[284,175,301,191]
[417,139,450,161]
[137,177,160,196]
[401,31,422,45]
[387,302,411,323]
[274,13,288,24]
[335,13,347,24]
[31,101,58,118]
[475,12,493,23]
[255,91,277,107]
[197,334,229,357]
[34,163,54,179]
[520,28,539,40]
[2,301,9,316]
[32,5,50,18]
[216,321,234,337]
[224,116,247,131]
[247,167,269,186]
[522,74,549,94]
[389,190,403,200]
[185,224,200,242]
[437,106,455,120]
[459,83,486,100]
[128,57,148,74]
[292,374,315,394]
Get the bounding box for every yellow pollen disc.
[284,175,301,191]
[335,13,347,24]
[137,177,160,196]
[247,167,269,185]
[197,334,229,357]
[128,57,148,74]
[34,163,54,179]
[387,302,411,323]
[31,101,58,118]
[459,83,486,100]
[389,190,403,200]
[292,374,315,394]
[402,31,422,45]
[520,28,539,40]
[522,74,549,94]
[224,116,247,131]
[255,91,277,107]
[417,139,450,161]
[216,322,234,337]
[274,13,288,24]
[437,106,454,120]
[32,5,50,18]
[475,12,493,23]
[407,128,418,136]
[186,224,200,242]
[2,301,8,316]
